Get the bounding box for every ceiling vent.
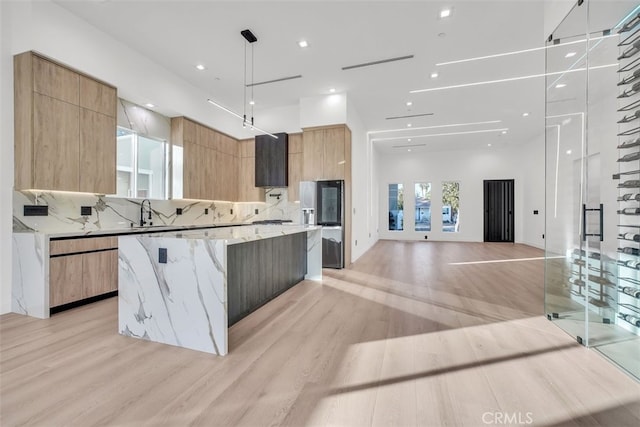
[392,143,426,148]
[386,113,434,120]
[342,55,414,71]
[246,74,303,87]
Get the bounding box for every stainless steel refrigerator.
[316,180,344,269]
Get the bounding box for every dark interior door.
[484,179,514,242]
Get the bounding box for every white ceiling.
[49,0,636,153]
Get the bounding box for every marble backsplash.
[13,188,299,234]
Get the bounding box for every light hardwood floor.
[1,241,639,426]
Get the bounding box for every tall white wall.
[376,144,543,244]
[347,99,376,262]
[0,0,16,313]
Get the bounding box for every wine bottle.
[620,313,640,327]
[621,286,640,298]
[618,207,640,214]
[624,232,640,241]
[621,247,640,255]
[621,193,640,200]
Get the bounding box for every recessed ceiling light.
[145,103,155,108]
[487,143,492,147]
[522,112,530,117]
[565,52,576,58]
[196,64,206,71]
[566,149,572,154]
[329,88,336,93]
[407,123,412,127]
[440,8,451,18]
[249,100,255,105]
[555,83,567,88]
[408,138,412,142]
[501,130,507,134]
[406,101,413,106]
[298,40,308,48]
[408,148,412,152]
[430,72,439,79]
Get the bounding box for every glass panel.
[116,128,135,198]
[137,135,166,200]
[388,184,403,231]
[442,181,459,232]
[172,145,183,199]
[545,0,640,380]
[415,183,431,231]
[544,1,589,344]
[587,0,640,380]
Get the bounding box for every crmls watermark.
[482,412,534,425]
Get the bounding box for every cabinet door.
[83,250,118,298]
[79,109,116,194]
[79,76,116,117]
[302,130,324,180]
[33,93,80,191]
[183,141,198,199]
[323,127,346,180]
[288,152,303,201]
[49,255,83,307]
[33,56,79,104]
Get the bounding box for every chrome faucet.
[140,199,152,227]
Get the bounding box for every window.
[415,183,431,231]
[442,181,460,232]
[116,127,168,199]
[388,183,404,231]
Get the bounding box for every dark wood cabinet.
[227,233,307,326]
[255,132,288,187]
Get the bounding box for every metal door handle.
[583,204,604,241]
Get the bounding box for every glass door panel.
[544,1,589,343]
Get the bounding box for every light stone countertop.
[127,224,322,245]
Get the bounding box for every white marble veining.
[118,225,321,355]
[12,233,48,318]
[13,190,300,235]
[119,235,228,355]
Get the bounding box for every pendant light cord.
[243,41,247,126]
[251,43,255,126]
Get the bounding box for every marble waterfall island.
[118,225,322,355]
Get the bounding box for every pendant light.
[207,28,278,139]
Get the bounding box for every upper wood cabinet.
[288,133,303,201]
[14,51,117,193]
[238,138,265,202]
[171,117,239,201]
[302,125,349,181]
[255,133,288,188]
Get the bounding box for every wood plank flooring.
[1,241,639,426]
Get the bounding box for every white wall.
[0,0,16,314]
[299,94,347,129]
[376,144,541,244]
[520,133,545,249]
[347,99,376,262]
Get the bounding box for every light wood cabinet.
[49,237,118,309]
[33,55,79,104]
[49,254,83,307]
[14,51,117,193]
[32,93,80,191]
[79,75,116,117]
[302,129,325,181]
[238,138,265,202]
[171,117,239,201]
[80,109,117,194]
[288,133,303,201]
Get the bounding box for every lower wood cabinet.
[227,233,307,326]
[49,237,118,309]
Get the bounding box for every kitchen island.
[118,224,321,356]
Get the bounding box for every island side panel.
[118,235,228,355]
[12,233,48,318]
[306,228,322,280]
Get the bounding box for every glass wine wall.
[616,18,640,334]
